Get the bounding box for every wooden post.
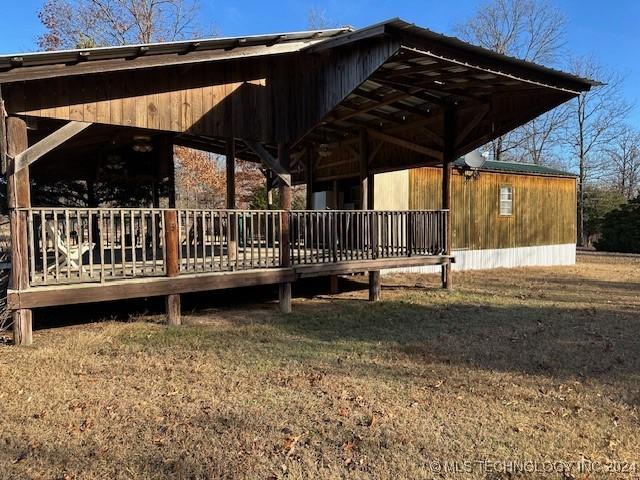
[329,275,339,294]
[266,170,273,209]
[226,138,237,264]
[306,145,314,210]
[6,117,32,345]
[166,138,176,209]
[441,107,455,290]
[359,129,369,209]
[360,129,380,299]
[163,210,180,325]
[369,270,381,302]
[278,143,292,314]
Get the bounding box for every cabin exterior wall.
[375,165,577,271]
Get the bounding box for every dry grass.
[1,254,639,479]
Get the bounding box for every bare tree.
[307,6,339,30]
[38,0,202,50]
[454,0,568,162]
[509,101,571,165]
[564,57,632,245]
[607,126,640,201]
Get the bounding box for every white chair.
[46,222,95,273]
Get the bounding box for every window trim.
[499,184,514,217]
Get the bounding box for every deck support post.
[226,138,237,264]
[5,117,32,345]
[278,143,292,314]
[360,129,380,300]
[441,106,455,290]
[163,210,180,325]
[369,270,381,302]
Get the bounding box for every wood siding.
[408,167,576,250]
[2,38,398,144]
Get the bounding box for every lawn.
[1,254,639,479]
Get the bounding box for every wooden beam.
[295,256,452,278]
[383,60,445,78]
[329,91,411,123]
[11,121,91,174]
[454,104,490,149]
[9,269,297,309]
[0,86,7,175]
[245,140,291,186]
[367,128,443,161]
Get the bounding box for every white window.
[499,185,513,216]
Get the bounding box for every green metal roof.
[453,158,575,177]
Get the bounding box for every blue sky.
[1,0,638,123]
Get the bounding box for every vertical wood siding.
[2,39,398,144]
[408,167,576,250]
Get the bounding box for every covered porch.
[0,19,593,344]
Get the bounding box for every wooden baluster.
[88,210,94,279]
[39,210,47,284]
[99,211,105,282]
[27,209,35,286]
[118,210,125,277]
[53,211,60,283]
[140,210,147,275]
[129,211,136,278]
[109,210,115,278]
[74,210,81,281]
[64,210,71,280]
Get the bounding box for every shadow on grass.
[31,273,639,392]
[291,298,637,378]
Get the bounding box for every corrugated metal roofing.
[0,18,596,92]
[309,19,598,90]
[453,158,575,177]
[0,27,350,71]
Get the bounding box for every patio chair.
[46,222,95,273]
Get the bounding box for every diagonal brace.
[10,121,92,174]
[244,140,291,186]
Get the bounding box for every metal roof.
[0,27,350,71]
[0,18,596,92]
[306,19,598,90]
[453,158,576,177]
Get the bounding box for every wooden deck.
[8,255,451,310]
[8,207,451,310]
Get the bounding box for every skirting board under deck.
[382,243,576,274]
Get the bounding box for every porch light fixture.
[132,135,153,153]
[318,143,332,157]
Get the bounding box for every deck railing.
[177,209,283,273]
[289,210,447,264]
[20,208,448,287]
